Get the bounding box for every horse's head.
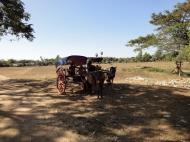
[110,66,116,76]
[106,66,116,83]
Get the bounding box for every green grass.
[121,68,127,72]
[181,71,190,77]
[141,66,166,73]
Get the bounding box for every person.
[87,59,96,72]
[77,65,85,75]
[55,57,67,68]
[68,62,75,76]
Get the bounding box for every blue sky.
[0,0,186,59]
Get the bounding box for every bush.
[181,46,190,61]
[162,51,179,61]
[142,52,152,62]
[154,49,163,60]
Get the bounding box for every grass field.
[1,62,190,80]
[0,62,190,142]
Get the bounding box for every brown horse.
[84,70,106,99]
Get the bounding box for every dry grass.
[0,66,56,80]
[0,62,190,142]
[0,62,190,80]
[102,62,190,81]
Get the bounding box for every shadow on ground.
[0,79,190,142]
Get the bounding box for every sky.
[0,0,186,60]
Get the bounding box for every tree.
[100,51,103,57]
[180,45,190,61]
[127,34,158,51]
[150,1,190,52]
[136,49,143,61]
[127,0,190,57]
[95,53,98,57]
[0,0,34,40]
[126,34,158,59]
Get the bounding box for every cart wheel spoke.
[57,73,67,95]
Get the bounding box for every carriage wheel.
[57,75,67,95]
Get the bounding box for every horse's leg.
[88,75,95,95]
[86,81,92,94]
[100,83,103,98]
[92,76,97,95]
[97,88,100,99]
[110,78,114,88]
[97,84,100,99]
[82,82,87,95]
[99,83,103,99]
[91,84,95,95]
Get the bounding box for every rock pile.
[125,76,190,89]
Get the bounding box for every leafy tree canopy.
[0,0,34,41]
[127,0,190,54]
[126,34,158,52]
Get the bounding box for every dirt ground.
[0,63,190,142]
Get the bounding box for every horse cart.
[56,55,116,94]
[56,55,104,95]
[56,55,87,94]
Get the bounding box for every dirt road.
[0,78,190,142]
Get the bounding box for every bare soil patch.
[0,75,9,81]
[0,64,190,142]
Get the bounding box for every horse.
[106,66,117,85]
[83,70,106,99]
[85,71,106,99]
[83,66,116,98]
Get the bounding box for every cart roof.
[56,55,103,67]
[67,55,87,65]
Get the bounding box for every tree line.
[0,58,55,67]
[0,53,184,67]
